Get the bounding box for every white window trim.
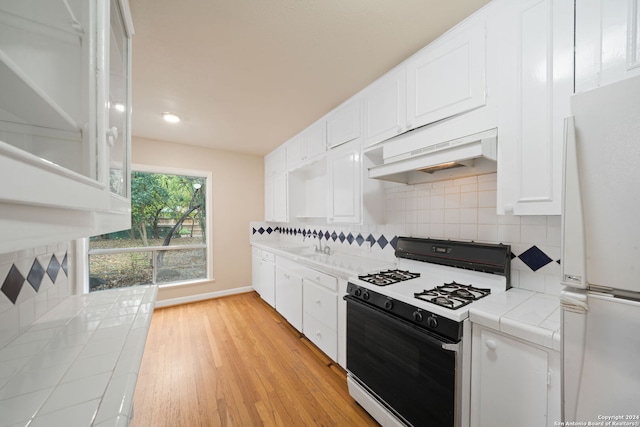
[77,164,213,294]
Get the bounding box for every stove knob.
[427,316,438,329]
[362,291,370,301]
[354,288,362,297]
[384,300,393,310]
[412,311,423,322]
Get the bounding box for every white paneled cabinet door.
[363,67,407,148]
[275,266,302,331]
[497,0,573,215]
[272,173,288,222]
[406,18,486,130]
[575,0,640,92]
[471,327,549,427]
[326,98,360,149]
[259,253,275,308]
[327,139,361,224]
[251,248,261,294]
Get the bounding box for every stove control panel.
[345,282,463,342]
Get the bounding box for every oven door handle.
[441,342,460,353]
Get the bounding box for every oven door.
[346,295,461,427]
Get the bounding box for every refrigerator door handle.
[561,116,587,288]
[560,288,588,422]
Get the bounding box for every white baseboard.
[154,286,254,308]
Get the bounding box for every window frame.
[78,164,213,293]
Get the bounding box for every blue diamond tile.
[366,234,376,246]
[266,227,273,234]
[377,235,389,249]
[252,227,257,234]
[324,231,330,240]
[62,252,68,276]
[355,234,365,246]
[389,236,399,250]
[258,227,265,235]
[2,265,24,304]
[331,231,338,241]
[510,252,517,259]
[27,259,45,292]
[338,232,346,243]
[518,246,553,272]
[47,255,61,283]
[347,233,354,244]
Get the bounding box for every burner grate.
[358,269,420,286]
[414,281,491,309]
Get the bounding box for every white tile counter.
[469,288,561,351]
[252,242,395,278]
[0,285,158,427]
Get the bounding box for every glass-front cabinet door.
[0,0,97,181]
[107,0,131,200]
[0,0,133,254]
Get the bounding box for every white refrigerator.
[561,75,640,422]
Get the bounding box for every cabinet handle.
[106,126,119,148]
[485,339,497,350]
[504,203,514,213]
[315,299,321,305]
[316,331,322,337]
[315,276,321,282]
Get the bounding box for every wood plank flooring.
[131,291,379,427]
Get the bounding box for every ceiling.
[129,0,491,156]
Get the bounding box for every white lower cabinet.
[471,325,560,427]
[275,257,303,331]
[251,247,262,294]
[302,268,338,361]
[257,250,276,308]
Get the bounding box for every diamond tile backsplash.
[251,172,562,296]
[0,242,72,348]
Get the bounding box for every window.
[87,167,211,291]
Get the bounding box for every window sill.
[157,277,214,289]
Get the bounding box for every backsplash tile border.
[250,225,561,274]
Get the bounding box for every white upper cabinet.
[326,98,361,149]
[496,0,574,215]
[0,0,133,253]
[575,0,640,92]
[286,120,326,171]
[363,67,407,148]
[406,17,486,130]
[327,139,361,224]
[264,146,288,222]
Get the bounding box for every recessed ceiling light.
[162,112,181,123]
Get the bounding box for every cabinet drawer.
[303,280,337,331]
[301,267,338,291]
[261,251,275,262]
[303,311,338,361]
[252,247,262,257]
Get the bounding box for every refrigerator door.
[567,76,640,293]
[561,290,640,421]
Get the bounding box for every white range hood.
[368,128,498,184]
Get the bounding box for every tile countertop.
[0,285,158,427]
[469,288,561,351]
[252,242,396,278]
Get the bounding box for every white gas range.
[345,237,511,427]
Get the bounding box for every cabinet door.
[303,120,327,160]
[326,98,361,149]
[327,139,361,224]
[363,67,407,147]
[272,173,288,222]
[251,249,261,293]
[575,0,640,92]
[285,134,304,171]
[497,0,573,215]
[406,18,486,130]
[275,267,302,331]
[259,258,275,308]
[471,327,549,427]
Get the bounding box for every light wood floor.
[131,291,379,427]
